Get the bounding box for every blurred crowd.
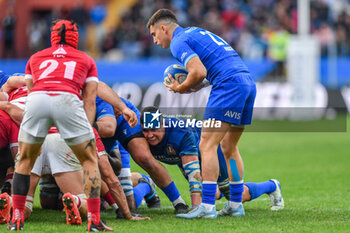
[101,0,350,61]
[2,0,350,62]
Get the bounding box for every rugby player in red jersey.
[8,19,118,231]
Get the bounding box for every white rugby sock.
[228,201,241,209]
[172,196,185,207]
[201,203,215,212]
[72,194,81,208]
[111,203,118,210]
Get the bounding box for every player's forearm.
[189,82,205,93]
[10,146,18,159]
[96,117,117,138]
[176,73,204,93]
[105,176,132,219]
[97,81,128,112]
[177,57,207,93]
[99,157,133,219]
[0,102,23,126]
[2,75,26,93]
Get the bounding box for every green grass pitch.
[2,117,349,232]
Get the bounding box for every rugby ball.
[163,64,188,84]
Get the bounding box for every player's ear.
[160,24,167,33]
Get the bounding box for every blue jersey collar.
[172,26,184,39]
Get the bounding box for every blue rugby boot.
[176,205,217,219]
[217,203,245,217]
[268,179,284,210]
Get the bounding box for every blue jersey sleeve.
[178,131,199,157]
[95,96,115,120]
[171,36,198,68]
[0,70,10,88]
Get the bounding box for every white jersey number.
[38,59,77,80]
[200,30,229,46]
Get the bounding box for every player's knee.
[131,172,142,186]
[220,144,239,157]
[17,155,36,170]
[134,153,154,169]
[199,132,210,145]
[199,140,215,154]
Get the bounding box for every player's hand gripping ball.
[163,64,188,85]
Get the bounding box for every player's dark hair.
[140,106,160,125]
[147,9,178,28]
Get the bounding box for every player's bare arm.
[95,116,116,137]
[82,82,98,125]
[164,56,207,93]
[97,81,137,127]
[98,155,132,219]
[98,155,150,221]
[1,75,25,93]
[10,146,18,159]
[0,101,23,125]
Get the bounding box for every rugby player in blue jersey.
[140,106,284,212]
[147,9,257,218]
[94,96,190,214]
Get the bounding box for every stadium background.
[0,0,349,232]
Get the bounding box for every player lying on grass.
[94,95,188,214]
[140,107,284,215]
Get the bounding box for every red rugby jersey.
[25,44,98,99]
[8,85,28,110]
[0,110,19,149]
